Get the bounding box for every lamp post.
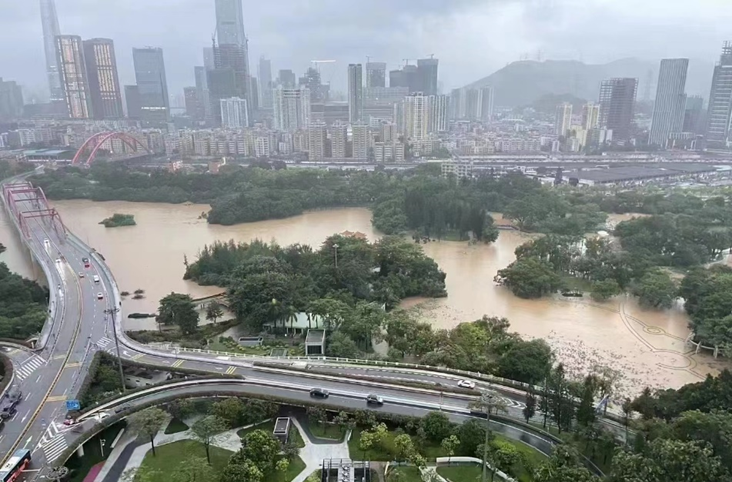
[332,243,339,269]
[104,306,126,392]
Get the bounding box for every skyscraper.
[390,65,419,92]
[683,96,705,134]
[351,124,369,160]
[273,86,311,131]
[56,35,92,119]
[83,38,123,119]
[219,97,249,128]
[0,78,24,121]
[555,103,573,137]
[132,47,170,123]
[194,66,211,121]
[348,64,363,124]
[203,47,215,70]
[648,59,688,147]
[706,42,732,148]
[582,103,600,130]
[599,78,638,141]
[40,0,63,103]
[214,0,252,115]
[366,62,386,89]
[417,58,439,96]
[278,70,296,88]
[403,93,428,140]
[184,87,199,118]
[258,57,273,110]
[427,95,449,133]
[124,85,141,119]
[308,122,327,161]
[479,87,494,121]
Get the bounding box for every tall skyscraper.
[648,59,688,147]
[273,86,311,131]
[599,78,638,141]
[366,62,386,88]
[82,38,123,119]
[479,87,494,121]
[348,64,363,124]
[0,78,24,121]
[351,124,369,160]
[258,57,273,110]
[582,103,600,130]
[40,0,63,103]
[124,85,141,119]
[706,42,732,148]
[219,97,249,128]
[194,66,211,121]
[555,103,573,137]
[56,35,92,119]
[203,47,215,70]
[403,93,428,140]
[683,96,705,134]
[417,58,439,96]
[214,0,252,115]
[132,47,170,122]
[427,95,449,133]
[184,87,199,118]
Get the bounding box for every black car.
[309,388,330,399]
[0,406,17,420]
[8,390,22,404]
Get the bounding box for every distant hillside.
[465,58,712,108]
[519,93,588,114]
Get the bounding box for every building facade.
[348,64,363,124]
[582,103,600,130]
[82,38,123,119]
[258,56,273,110]
[427,95,449,133]
[648,58,688,148]
[555,103,573,137]
[132,47,170,123]
[219,97,249,128]
[351,123,369,160]
[706,42,732,148]
[0,78,24,121]
[40,0,64,104]
[56,35,92,119]
[366,62,386,89]
[417,58,439,96]
[273,86,311,131]
[308,122,327,160]
[599,78,638,141]
[330,123,347,158]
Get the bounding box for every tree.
[205,300,224,324]
[420,412,452,442]
[590,279,622,301]
[219,459,264,482]
[496,338,553,385]
[333,411,352,434]
[496,257,563,299]
[469,392,508,482]
[441,434,460,463]
[191,415,227,464]
[307,406,327,431]
[490,440,520,482]
[456,419,490,457]
[631,270,677,309]
[157,292,199,335]
[393,433,416,462]
[129,407,168,456]
[620,397,633,446]
[166,399,194,422]
[523,389,537,424]
[359,430,375,460]
[534,446,600,482]
[240,429,281,474]
[170,456,213,482]
[212,398,245,428]
[576,375,597,427]
[275,458,290,473]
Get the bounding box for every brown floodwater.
[0,201,726,395]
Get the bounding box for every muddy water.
[0,201,725,394]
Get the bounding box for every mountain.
[464,58,713,108]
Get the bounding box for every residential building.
[403,93,428,140]
[220,97,248,128]
[132,47,170,123]
[0,78,24,121]
[56,35,92,119]
[555,103,573,137]
[464,88,481,120]
[479,87,494,121]
[273,86,311,131]
[683,96,705,134]
[582,103,600,130]
[83,38,123,119]
[449,88,462,120]
[442,160,473,179]
[348,64,363,123]
[254,136,270,157]
[258,57,273,110]
[706,42,732,148]
[124,85,141,119]
[40,0,64,104]
[351,123,369,160]
[427,95,449,133]
[649,59,688,147]
[308,122,327,160]
[390,65,419,92]
[330,123,347,158]
[417,58,439,96]
[366,62,386,88]
[599,78,638,141]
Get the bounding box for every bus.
[0,450,31,482]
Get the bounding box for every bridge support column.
[76,445,85,457]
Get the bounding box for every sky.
[1,0,731,102]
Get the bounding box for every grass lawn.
[164,417,189,434]
[386,466,423,482]
[237,419,275,439]
[309,423,344,441]
[137,440,234,480]
[66,422,126,482]
[290,426,306,448]
[264,456,306,482]
[438,465,484,482]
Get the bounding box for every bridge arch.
[71,132,151,166]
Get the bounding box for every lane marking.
[46,395,67,402]
[131,353,145,361]
[225,366,237,375]
[64,362,81,368]
[171,360,185,368]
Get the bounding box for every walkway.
[290,417,350,482]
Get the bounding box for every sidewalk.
[290,417,350,482]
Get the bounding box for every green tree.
[191,415,227,464]
[129,407,168,456]
[275,458,290,473]
[523,389,537,424]
[359,430,375,460]
[393,433,416,462]
[170,456,213,482]
[219,458,264,482]
[534,446,600,482]
[441,434,460,463]
[211,398,245,428]
[631,270,677,309]
[157,292,199,335]
[307,406,327,431]
[576,375,597,427]
[205,300,224,324]
[590,279,622,301]
[456,419,490,457]
[420,412,453,442]
[240,429,281,474]
[490,440,520,482]
[496,257,563,299]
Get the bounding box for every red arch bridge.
[2,182,66,239]
[71,131,152,166]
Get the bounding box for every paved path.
[290,417,350,482]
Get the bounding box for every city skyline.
[1,0,730,101]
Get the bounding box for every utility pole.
[469,391,506,482]
[104,306,126,392]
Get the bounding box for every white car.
[96,292,104,300]
[457,379,476,389]
[95,411,110,422]
[78,272,85,278]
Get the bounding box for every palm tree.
[468,391,507,482]
[286,305,298,345]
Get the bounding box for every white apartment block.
[351,124,370,160]
[273,87,311,132]
[220,97,249,129]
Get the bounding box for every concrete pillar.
[76,444,84,457]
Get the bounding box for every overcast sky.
[1,0,731,101]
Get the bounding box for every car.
[93,275,100,283]
[96,293,104,300]
[457,379,476,389]
[63,418,77,426]
[78,272,85,278]
[82,257,90,268]
[95,411,110,422]
[365,394,384,406]
[8,391,22,403]
[309,388,330,399]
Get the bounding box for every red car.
[82,257,90,268]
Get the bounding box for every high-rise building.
[582,103,600,130]
[214,0,253,117]
[449,88,462,120]
[124,85,141,119]
[599,78,638,140]
[308,122,327,161]
[706,42,732,148]
[351,123,369,160]
[555,103,573,137]
[300,68,329,103]
[215,0,246,45]
[56,35,92,119]
[648,59,688,147]
[348,64,363,123]
[132,47,170,122]
[278,69,296,88]
[40,0,63,103]
[203,47,215,70]
[390,65,419,92]
[184,87,199,118]
[220,97,249,128]
[417,58,439,96]
[330,123,347,158]
[249,77,259,111]
[366,62,386,89]
[0,78,24,120]
[273,86,311,131]
[683,96,705,134]
[479,87,494,121]
[82,38,123,119]
[258,57,273,110]
[403,93,428,140]
[194,66,211,121]
[427,95,449,133]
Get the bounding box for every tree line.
[0,244,48,341]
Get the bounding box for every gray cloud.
[1,0,730,101]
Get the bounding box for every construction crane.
[311,59,336,73]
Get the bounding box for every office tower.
[82,38,123,119]
[278,69,296,88]
[599,78,638,140]
[184,87,199,117]
[706,42,732,148]
[258,57,273,110]
[214,0,253,117]
[427,95,449,133]
[132,47,170,122]
[366,62,386,88]
[348,64,363,123]
[390,65,419,92]
[124,85,141,119]
[417,58,439,95]
[352,124,369,159]
[582,102,600,130]
[40,0,63,103]
[308,122,327,160]
[273,86,311,131]
[648,59,689,147]
[555,103,573,137]
[203,47,215,70]
[194,66,211,121]
[250,78,259,111]
[56,35,92,119]
[683,96,704,134]
[0,78,24,120]
[404,93,428,140]
[330,123,347,158]
[220,97,248,128]
[449,88,462,120]
[479,87,494,121]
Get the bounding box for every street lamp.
[104,306,126,392]
[100,438,106,457]
[332,243,339,269]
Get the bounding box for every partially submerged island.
[100,213,136,228]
